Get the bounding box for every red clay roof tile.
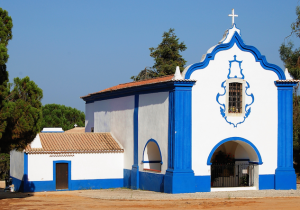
[25,133,123,154]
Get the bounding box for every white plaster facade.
[27,153,123,181]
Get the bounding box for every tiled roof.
[276,80,300,83]
[25,133,123,154]
[81,75,175,99]
[64,127,85,133]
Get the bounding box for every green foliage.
[0,8,43,154]
[0,77,43,153]
[0,8,13,66]
[130,67,157,81]
[131,28,187,81]
[293,96,300,173]
[41,104,85,131]
[279,42,300,79]
[280,5,300,173]
[0,153,9,180]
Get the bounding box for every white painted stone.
[42,128,64,132]
[27,153,124,181]
[93,96,134,169]
[190,43,278,176]
[30,134,42,148]
[10,150,24,180]
[173,66,183,80]
[138,92,169,174]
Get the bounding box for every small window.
[225,79,245,116]
[228,83,242,113]
[91,127,94,132]
[142,140,162,172]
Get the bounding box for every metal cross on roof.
[228,9,238,25]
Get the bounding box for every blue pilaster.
[164,81,196,194]
[275,82,297,190]
[131,94,139,189]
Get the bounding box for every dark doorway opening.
[56,163,68,189]
[211,163,254,187]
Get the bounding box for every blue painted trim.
[184,32,286,80]
[275,82,297,190]
[20,178,123,192]
[142,139,163,164]
[195,176,210,192]
[228,55,244,79]
[259,174,275,190]
[131,165,139,190]
[164,83,195,193]
[134,95,139,165]
[123,169,131,188]
[53,160,71,190]
[139,171,164,192]
[220,23,242,44]
[206,137,263,165]
[216,56,255,127]
[82,80,196,104]
[142,160,161,163]
[23,153,28,192]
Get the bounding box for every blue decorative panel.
[216,55,254,127]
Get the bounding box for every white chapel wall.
[27,153,123,181]
[92,95,134,169]
[138,92,169,174]
[10,150,24,180]
[85,102,94,132]
[190,44,278,176]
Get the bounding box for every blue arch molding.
[184,32,286,80]
[206,137,263,165]
[142,139,163,164]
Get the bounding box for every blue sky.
[1,0,300,111]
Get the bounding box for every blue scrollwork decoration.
[228,55,244,79]
[216,55,254,128]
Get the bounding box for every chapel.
[11,9,298,193]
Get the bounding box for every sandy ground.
[1,186,300,210]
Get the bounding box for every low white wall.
[27,153,124,181]
[138,92,169,174]
[10,150,24,180]
[93,96,134,169]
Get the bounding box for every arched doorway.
[142,139,163,172]
[207,137,262,189]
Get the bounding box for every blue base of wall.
[12,176,123,192]
[11,176,23,192]
[123,169,131,188]
[195,176,210,192]
[131,165,139,190]
[139,171,164,192]
[275,168,297,190]
[259,174,275,190]
[164,170,195,194]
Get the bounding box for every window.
[142,140,162,172]
[228,83,242,113]
[226,79,245,116]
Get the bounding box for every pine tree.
[279,5,300,173]
[41,104,85,131]
[131,28,187,81]
[0,8,43,153]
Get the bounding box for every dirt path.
[1,194,300,210]
[1,189,300,210]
